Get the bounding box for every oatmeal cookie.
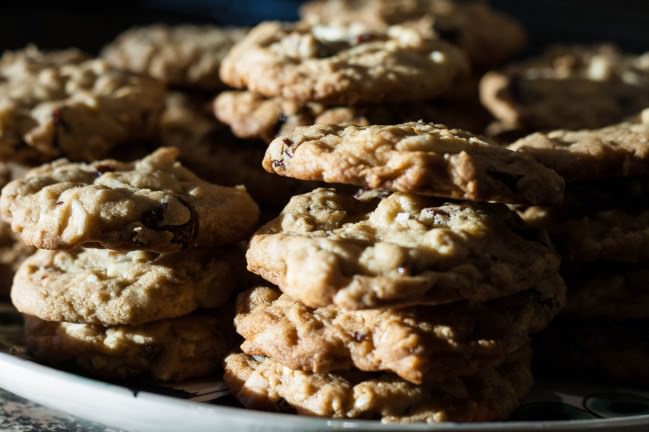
[224,347,532,422]
[24,311,232,382]
[102,24,247,90]
[263,122,564,205]
[220,22,469,104]
[161,91,318,209]
[508,119,649,182]
[214,90,491,143]
[480,45,649,131]
[12,246,245,325]
[235,279,563,384]
[0,46,166,163]
[0,147,260,252]
[300,0,526,68]
[246,188,560,309]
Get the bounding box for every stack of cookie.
[224,121,568,422]
[213,0,517,144]
[507,111,649,384]
[0,148,260,382]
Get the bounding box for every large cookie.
[508,119,649,182]
[224,347,532,422]
[0,147,260,252]
[263,122,565,205]
[214,90,491,143]
[0,46,166,163]
[246,188,561,309]
[24,311,232,382]
[161,92,317,209]
[300,0,526,68]
[220,22,469,104]
[102,24,247,91]
[12,246,245,325]
[480,45,649,132]
[535,318,649,385]
[235,279,564,384]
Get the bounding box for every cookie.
[11,245,245,325]
[552,208,649,263]
[263,122,565,205]
[535,318,649,385]
[214,90,491,143]
[102,24,247,91]
[224,346,532,422]
[161,91,318,209]
[562,264,649,320]
[300,0,526,68]
[24,311,232,382]
[235,278,564,384]
[0,46,166,163]
[220,22,469,104]
[0,147,260,252]
[480,45,649,132]
[246,188,561,309]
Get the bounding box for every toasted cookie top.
[1,147,260,252]
[0,46,166,163]
[264,122,565,205]
[480,44,649,131]
[220,22,469,104]
[235,280,563,384]
[102,24,247,90]
[300,0,526,68]
[246,188,560,309]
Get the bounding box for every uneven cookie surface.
[24,311,232,382]
[235,279,564,384]
[246,188,561,309]
[1,147,260,252]
[508,119,649,182]
[263,122,564,205]
[12,246,245,325]
[220,22,469,104]
[480,44,649,131]
[300,0,526,68]
[0,46,166,163]
[224,347,532,422]
[215,90,491,143]
[102,24,247,90]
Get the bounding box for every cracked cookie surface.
[220,22,469,104]
[0,147,260,252]
[246,188,561,309]
[0,46,166,163]
[263,122,564,205]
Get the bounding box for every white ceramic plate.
[1,303,649,432]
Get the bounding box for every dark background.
[1,0,648,55]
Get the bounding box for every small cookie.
[562,264,649,320]
[535,318,649,385]
[480,45,649,131]
[0,147,260,252]
[246,188,561,309]
[300,0,526,68]
[0,46,166,163]
[12,246,244,325]
[102,24,247,91]
[214,90,491,143]
[224,347,532,422]
[263,122,565,205]
[220,22,469,104]
[508,119,649,182]
[24,311,232,382]
[235,279,564,384]
[552,208,649,263]
[161,92,318,209]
